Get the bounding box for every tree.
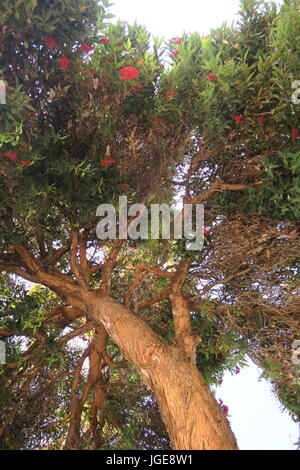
[0,0,299,450]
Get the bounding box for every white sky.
[109,0,299,450]
[110,0,241,38]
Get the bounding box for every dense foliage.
[0,0,299,449]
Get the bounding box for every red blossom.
[119,184,128,190]
[173,50,179,57]
[166,89,175,100]
[5,86,10,92]
[131,85,140,94]
[4,151,17,161]
[235,366,241,374]
[207,74,217,80]
[233,115,245,126]
[79,44,94,53]
[171,37,182,44]
[99,37,109,44]
[119,66,139,80]
[222,405,229,415]
[292,128,300,138]
[59,56,69,69]
[258,116,266,126]
[100,157,116,167]
[44,36,57,50]
[21,160,30,167]
[218,399,223,405]
[86,69,96,75]
[203,226,209,236]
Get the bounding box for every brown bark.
[3,243,238,450]
[71,292,239,450]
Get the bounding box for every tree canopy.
[0,0,299,450]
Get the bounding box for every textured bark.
[70,292,239,450]
[8,242,238,450]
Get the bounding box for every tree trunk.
[72,292,238,450]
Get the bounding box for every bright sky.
[110,0,240,38]
[109,0,299,450]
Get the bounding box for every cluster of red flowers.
[119,67,139,80]
[3,151,31,167]
[119,184,127,190]
[173,50,179,57]
[166,89,175,100]
[99,37,109,44]
[257,116,266,126]
[131,84,141,94]
[44,35,96,69]
[100,157,116,167]
[45,36,141,85]
[44,35,57,50]
[207,74,217,80]
[171,37,182,44]
[60,56,69,69]
[203,226,209,236]
[233,115,298,138]
[233,115,245,126]
[218,399,229,415]
[79,44,94,53]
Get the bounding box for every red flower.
[131,85,139,94]
[222,405,229,415]
[218,399,223,405]
[258,116,266,126]
[99,37,109,44]
[203,226,209,236]
[59,56,69,69]
[235,366,241,374]
[119,184,127,190]
[4,151,17,161]
[44,36,57,50]
[171,37,182,44]
[233,115,245,126]
[207,74,217,80]
[166,90,175,100]
[86,69,96,76]
[100,157,116,167]
[119,67,139,80]
[21,160,30,166]
[5,86,10,92]
[79,44,94,53]
[292,128,300,138]
[173,50,179,57]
